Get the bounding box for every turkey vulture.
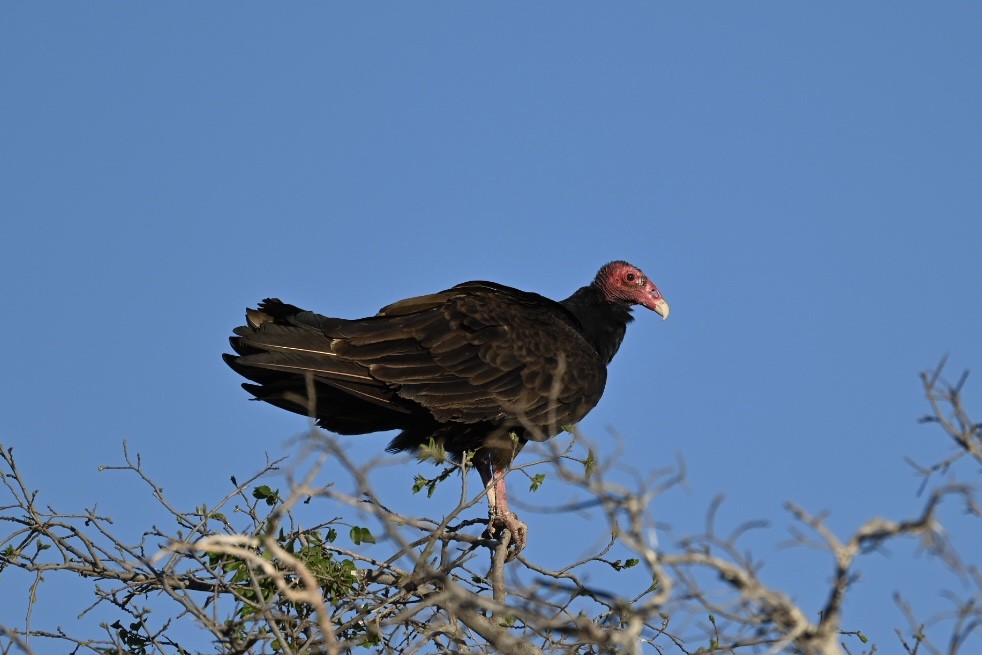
[224,261,668,554]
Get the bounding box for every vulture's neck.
[560,286,634,364]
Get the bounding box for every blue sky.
[2,3,981,651]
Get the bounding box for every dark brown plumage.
[224,261,669,554]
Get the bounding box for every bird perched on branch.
[224,261,669,555]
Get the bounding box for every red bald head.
[593,261,670,319]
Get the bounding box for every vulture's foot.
[486,511,528,559]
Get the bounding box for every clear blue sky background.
[2,3,980,652]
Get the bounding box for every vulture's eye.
[625,273,636,282]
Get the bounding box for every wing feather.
[226,282,608,441]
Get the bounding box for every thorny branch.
[0,361,979,655]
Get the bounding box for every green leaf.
[418,436,447,463]
[624,558,640,569]
[252,485,281,506]
[350,526,376,545]
[584,450,596,478]
[529,473,546,492]
[498,614,517,628]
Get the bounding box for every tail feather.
[240,381,412,434]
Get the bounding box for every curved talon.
[486,511,528,559]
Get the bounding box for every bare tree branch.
[0,360,979,655]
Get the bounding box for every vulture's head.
[594,260,670,319]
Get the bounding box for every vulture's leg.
[475,451,528,556]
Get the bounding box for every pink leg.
[476,454,528,556]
